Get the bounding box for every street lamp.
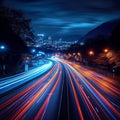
[0,45,6,75]
[88,50,94,56]
[0,45,6,51]
[0,45,5,50]
[104,48,108,53]
[32,49,36,53]
[31,49,36,55]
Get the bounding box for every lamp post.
[0,45,6,75]
[0,45,5,50]
[88,50,94,56]
[32,49,36,53]
[87,50,94,66]
[31,48,36,58]
[104,48,109,53]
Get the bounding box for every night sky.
[2,0,120,41]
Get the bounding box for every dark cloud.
[2,0,120,41]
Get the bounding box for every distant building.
[55,39,74,50]
[47,36,54,46]
[34,34,75,50]
[34,34,45,47]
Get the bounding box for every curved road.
[0,58,120,120]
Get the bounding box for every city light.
[104,48,108,53]
[88,50,94,56]
[73,53,76,55]
[31,49,36,53]
[37,34,44,37]
[80,42,84,46]
[0,45,5,50]
[77,52,81,56]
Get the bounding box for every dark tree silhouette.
[0,6,34,76]
[0,7,34,43]
[109,23,120,50]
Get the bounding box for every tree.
[109,23,120,50]
[0,6,34,43]
[0,6,35,76]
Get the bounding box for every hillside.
[82,19,120,41]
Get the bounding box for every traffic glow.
[0,61,53,94]
[0,58,120,119]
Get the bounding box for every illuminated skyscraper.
[36,34,44,46]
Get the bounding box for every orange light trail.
[9,64,59,120]
[34,65,62,120]
[56,57,120,119]
[66,67,84,120]
[0,64,57,111]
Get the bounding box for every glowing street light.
[88,50,94,56]
[1,45,5,49]
[104,48,108,53]
[0,45,5,51]
[31,49,36,53]
[0,45,7,75]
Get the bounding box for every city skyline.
[33,33,75,50]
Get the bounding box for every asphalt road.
[0,58,120,120]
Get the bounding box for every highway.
[0,57,120,120]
